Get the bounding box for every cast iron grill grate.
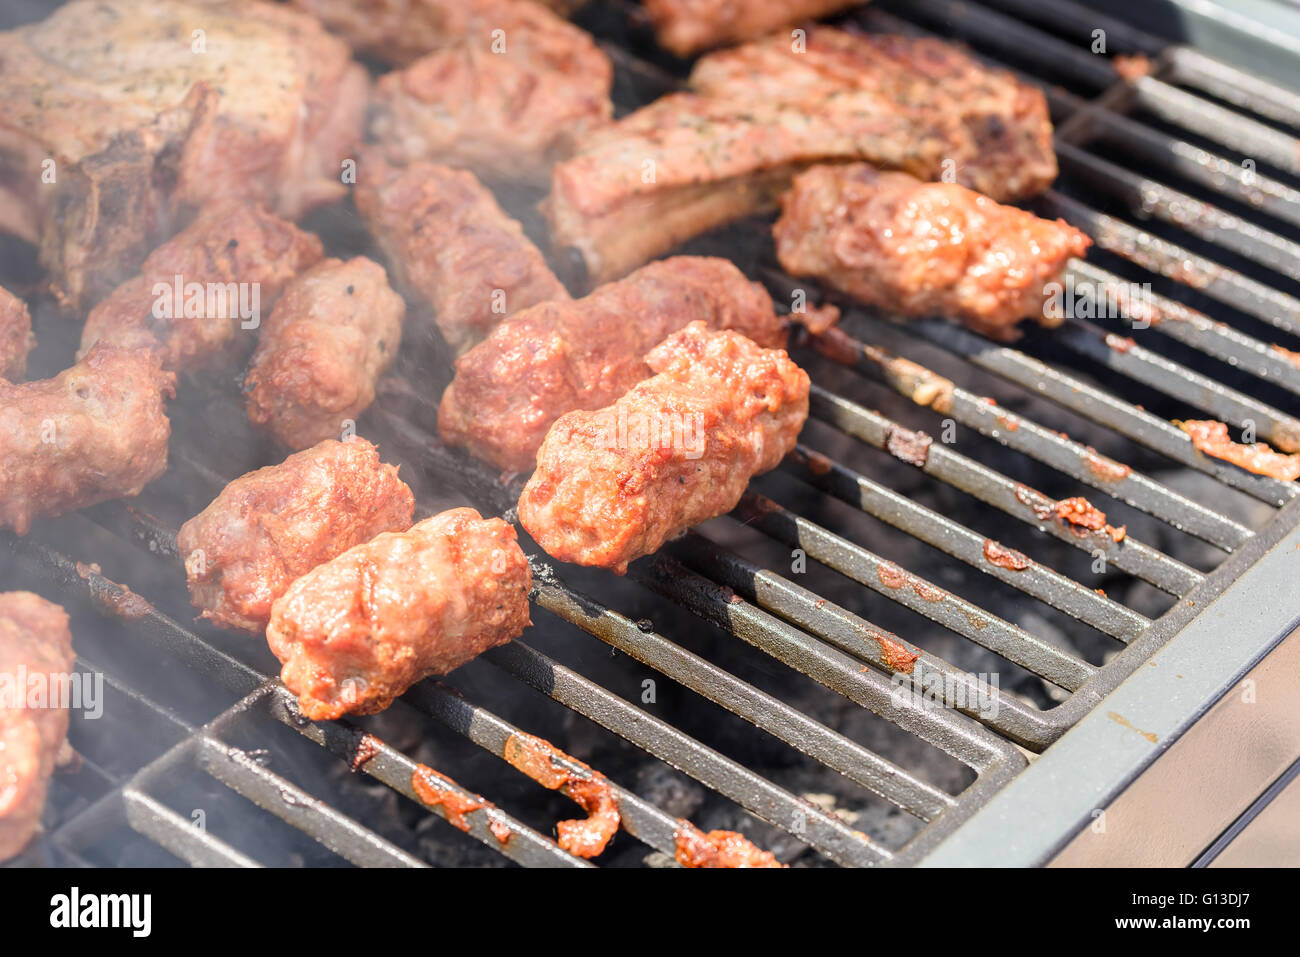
[4,0,1300,867]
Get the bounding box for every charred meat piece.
[177,438,414,635]
[774,164,1091,339]
[0,346,175,537]
[245,257,405,450]
[645,0,863,56]
[355,159,568,355]
[367,0,612,182]
[267,507,532,720]
[0,285,33,382]
[0,593,74,862]
[1177,419,1300,481]
[78,203,324,373]
[547,28,1056,284]
[519,323,810,573]
[674,822,785,868]
[439,256,786,472]
[0,0,365,311]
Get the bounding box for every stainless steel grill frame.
[4,0,1300,868]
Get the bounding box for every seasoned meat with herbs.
[439,256,786,472]
[0,593,74,862]
[547,28,1056,284]
[775,164,1091,338]
[78,203,324,373]
[355,159,567,355]
[245,257,405,449]
[0,346,175,536]
[177,439,415,634]
[0,0,365,311]
[267,508,532,720]
[519,323,810,573]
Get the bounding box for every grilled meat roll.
[355,159,567,355]
[245,257,405,449]
[79,202,324,373]
[519,323,810,573]
[0,285,32,382]
[1,346,175,536]
[267,507,532,720]
[0,593,74,862]
[439,256,786,472]
[547,28,1055,284]
[177,439,414,634]
[774,164,1092,339]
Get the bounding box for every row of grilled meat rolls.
[0,0,1093,859]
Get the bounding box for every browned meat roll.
[355,158,567,356]
[438,256,786,472]
[244,257,405,450]
[78,202,324,373]
[0,592,74,861]
[176,439,415,634]
[0,285,33,382]
[267,507,532,720]
[774,164,1092,339]
[0,345,175,536]
[519,323,810,573]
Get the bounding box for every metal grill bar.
[806,385,1203,595]
[631,555,1022,773]
[485,640,893,864]
[1049,194,1300,342]
[732,492,1099,691]
[669,533,1067,747]
[523,569,949,822]
[780,446,1149,639]
[1055,319,1300,451]
[898,317,1298,506]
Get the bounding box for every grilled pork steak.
[0,0,365,311]
[547,28,1056,285]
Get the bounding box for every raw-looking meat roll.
[519,323,810,573]
[0,345,175,536]
[0,285,33,381]
[355,159,567,355]
[177,439,415,634]
[438,256,786,472]
[0,592,74,861]
[774,163,1091,339]
[244,257,405,450]
[78,202,324,373]
[267,507,533,720]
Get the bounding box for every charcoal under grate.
[4,0,1300,867]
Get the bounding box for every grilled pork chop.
[0,0,366,311]
[546,28,1056,285]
